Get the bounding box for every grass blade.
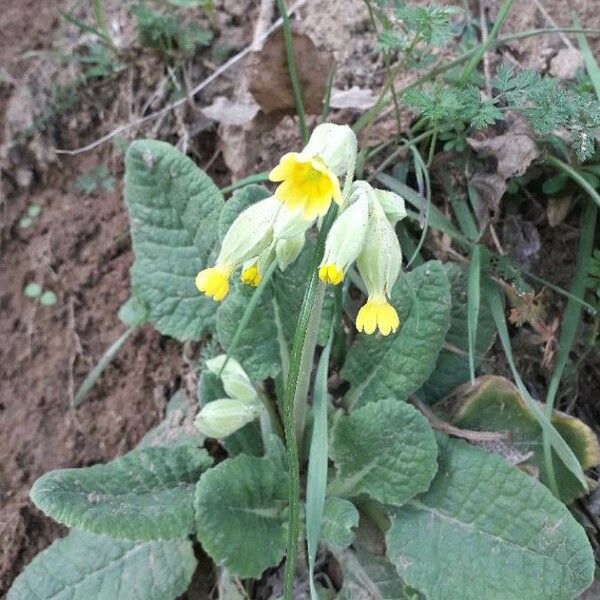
[574,15,600,98]
[72,327,134,408]
[306,329,334,600]
[467,245,481,384]
[484,279,587,491]
[275,0,308,144]
[542,201,597,496]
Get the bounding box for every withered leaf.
[247,28,334,115]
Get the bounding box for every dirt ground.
[1,0,600,597]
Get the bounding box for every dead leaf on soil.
[202,96,260,126]
[549,47,583,80]
[247,28,334,115]
[467,113,539,224]
[329,86,378,110]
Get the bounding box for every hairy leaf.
[321,497,359,551]
[124,140,224,340]
[387,436,595,600]
[330,399,437,506]
[195,452,287,578]
[7,530,196,600]
[343,261,451,407]
[31,446,212,540]
[419,263,495,404]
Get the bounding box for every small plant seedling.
[75,164,116,195]
[23,282,42,298]
[23,283,57,306]
[18,204,42,229]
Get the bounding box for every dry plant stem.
[411,396,510,443]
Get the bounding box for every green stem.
[459,0,516,84]
[546,155,600,210]
[276,0,308,144]
[282,208,336,600]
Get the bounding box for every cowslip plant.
[9,124,597,600]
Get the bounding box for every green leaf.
[7,530,196,600]
[40,290,57,306]
[118,295,148,327]
[320,497,359,551]
[418,263,495,404]
[217,280,281,380]
[386,436,595,600]
[23,282,42,298]
[335,547,424,600]
[440,375,600,503]
[329,399,438,506]
[31,446,212,540]
[342,261,451,407]
[195,452,288,578]
[124,139,224,341]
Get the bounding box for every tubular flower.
[240,263,261,287]
[355,184,404,336]
[318,192,369,285]
[268,123,357,221]
[269,153,342,220]
[195,265,233,301]
[194,398,258,439]
[195,196,280,301]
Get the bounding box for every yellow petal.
[195,265,231,301]
[319,263,344,285]
[241,264,261,287]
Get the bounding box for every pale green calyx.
[318,192,369,285]
[356,190,402,299]
[206,354,258,405]
[276,233,306,270]
[374,189,407,226]
[217,196,280,268]
[194,398,258,438]
[300,123,358,177]
[273,204,313,239]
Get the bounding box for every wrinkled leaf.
[343,261,451,407]
[124,140,224,340]
[330,399,438,506]
[418,263,495,404]
[7,530,196,600]
[321,497,359,551]
[195,452,287,578]
[387,435,595,600]
[31,446,212,540]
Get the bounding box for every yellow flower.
[318,264,344,285]
[356,296,400,336]
[241,264,261,287]
[195,265,232,301]
[269,153,342,220]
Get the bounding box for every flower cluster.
[195,123,407,336]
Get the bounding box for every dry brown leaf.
[329,86,378,110]
[467,113,539,224]
[202,96,260,126]
[247,28,334,115]
[549,47,583,80]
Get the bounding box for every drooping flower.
[318,191,369,285]
[268,123,357,221]
[195,196,280,301]
[205,354,258,405]
[352,182,405,336]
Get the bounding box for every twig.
[55,0,307,155]
[479,0,493,98]
[531,0,574,49]
[411,396,510,443]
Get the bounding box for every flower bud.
[194,399,258,438]
[301,123,358,176]
[318,193,369,285]
[206,354,258,405]
[373,189,407,226]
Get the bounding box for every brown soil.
[1,0,600,597]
